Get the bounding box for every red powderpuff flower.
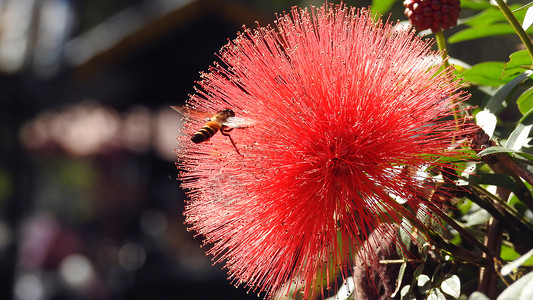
[176,3,470,299]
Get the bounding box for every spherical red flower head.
[177,4,469,298]
[404,0,461,32]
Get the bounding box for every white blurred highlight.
[20,102,182,160]
[0,0,36,73]
[14,273,45,300]
[59,254,95,288]
[49,104,120,156]
[154,106,182,161]
[32,0,74,78]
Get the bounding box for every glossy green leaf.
[428,288,446,300]
[501,244,521,261]
[401,285,416,300]
[518,107,533,124]
[461,62,508,87]
[485,70,533,113]
[497,271,533,300]
[448,24,516,44]
[417,274,431,295]
[392,262,408,298]
[463,209,491,227]
[467,173,520,196]
[476,146,516,156]
[413,262,426,281]
[508,50,532,68]
[441,275,461,299]
[457,198,473,215]
[517,86,533,114]
[461,0,492,10]
[510,4,531,22]
[504,50,533,78]
[399,218,413,255]
[505,123,532,151]
[449,4,532,44]
[325,277,354,300]
[501,249,533,276]
[513,2,533,13]
[477,146,533,161]
[523,7,533,30]
[371,0,396,15]
[460,0,491,10]
[463,7,507,27]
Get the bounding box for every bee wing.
[171,106,212,120]
[223,117,256,129]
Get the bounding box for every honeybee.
[171,106,254,155]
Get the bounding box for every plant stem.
[496,153,533,191]
[434,29,462,130]
[495,0,533,62]
[472,126,533,212]
[478,187,507,298]
[434,29,451,69]
[379,259,424,264]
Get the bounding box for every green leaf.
[371,0,396,15]
[507,51,532,69]
[505,123,532,151]
[519,107,533,124]
[428,288,446,300]
[399,218,413,255]
[463,209,491,227]
[400,285,416,300]
[463,7,508,27]
[461,62,508,87]
[485,70,533,113]
[417,274,431,295]
[467,173,520,196]
[448,24,516,44]
[325,277,354,300]
[504,50,533,78]
[469,291,491,300]
[477,146,516,156]
[517,86,533,114]
[501,244,521,261]
[501,249,533,276]
[460,0,492,10]
[457,198,473,215]
[513,2,533,13]
[449,5,533,44]
[511,4,532,22]
[497,271,533,300]
[523,6,533,31]
[413,262,426,282]
[441,275,461,299]
[392,262,408,298]
[477,146,533,161]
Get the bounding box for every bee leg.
[220,128,243,157]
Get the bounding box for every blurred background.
[0,0,521,299]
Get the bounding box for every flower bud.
[404,0,460,32]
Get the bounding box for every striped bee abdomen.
[191,121,222,143]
